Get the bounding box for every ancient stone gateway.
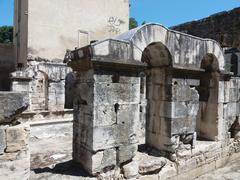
[68,23,233,176]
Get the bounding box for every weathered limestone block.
[158,161,177,180]
[171,79,199,102]
[158,101,188,119]
[94,73,140,84]
[0,124,30,180]
[0,127,6,154]
[69,46,145,175]
[94,83,140,105]
[171,117,197,135]
[224,102,238,119]
[48,81,65,111]
[123,160,139,179]
[139,157,167,175]
[146,131,180,152]
[224,81,230,103]
[118,144,138,164]
[147,67,199,152]
[73,146,116,175]
[11,81,30,93]
[91,124,137,151]
[218,81,225,103]
[0,92,29,124]
[5,125,29,153]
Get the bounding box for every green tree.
[0,26,13,44]
[129,17,138,29]
[142,21,147,25]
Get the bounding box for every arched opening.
[141,43,222,152]
[142,42,201,152]
[140,42,173,147]
[140,42,172,150]
[196,53,220,140]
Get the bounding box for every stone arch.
[91,23,227,150]
[116,23,225,71]
[141,42,173,67]
[197,53,221,140]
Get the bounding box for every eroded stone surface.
[0,92,29,124]
[0,127,6,154]
[139,158,167,175]
[123,161,139,179]
[0,124,30,180]
[5,125,29,153]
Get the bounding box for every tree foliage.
[129,17,138,29]
[0,26,13,44]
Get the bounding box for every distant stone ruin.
[171,7,240,50]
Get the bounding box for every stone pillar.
[69,57,145,175]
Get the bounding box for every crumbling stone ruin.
[0,0,240,179]
[67,23,240,179]
[0,92,30,179]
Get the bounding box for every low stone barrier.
[0,92,30,180]
[0,124,30,180]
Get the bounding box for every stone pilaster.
[69,51,146,175]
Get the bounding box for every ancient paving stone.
[139,157,167,175]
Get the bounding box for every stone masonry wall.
[72,69,141,175]
[219,77,240,139]
[0,92,30,180]
[11,61,72,112]
[146,68,199,153]
[171,7,240,50]
[0,124,30,180]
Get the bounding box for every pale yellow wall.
[15,0,129,63]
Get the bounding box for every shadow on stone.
[32,160,91,177]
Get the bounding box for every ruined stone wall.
[171,7,240,50]
[0,124,30,180]
[0,92,30,180]
[219,78,240,139]
[11,62,71,112]
[72,69,141,175]
[0,43,15,91]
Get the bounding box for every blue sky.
[0,0,14,26]
[0,0,239,27]
[130,0,240,27]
